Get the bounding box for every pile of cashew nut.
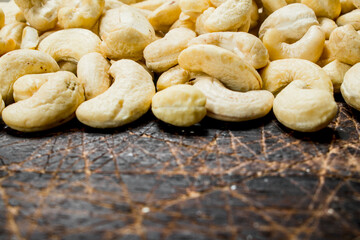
[0,0,360,133]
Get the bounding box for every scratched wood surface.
[0,96,359,240]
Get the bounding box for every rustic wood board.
[0,97,359,240]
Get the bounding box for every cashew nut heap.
[0,0,359,133]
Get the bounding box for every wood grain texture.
[0,97,359,240]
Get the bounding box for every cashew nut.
[261,0,287,14]
[0,22,27,50]
[341,0,356,14]
[317,40,336,67]
[152,84,207,127]
[188,32,269,69]
[20,26,39,50]
[76,59,155,128]
[193,75,274,122]
[148,0,182,32]
[38,28,102,64]
[132,0,171,11]
[263,25,325,62]
[318,17,338,39]
[341,63,360,110]
[77,52,111,100]
[328,24,360,65]
[170,12,196,31]
[99,5,155,60]
[157,65,191,91]
[3,71,84,132]
[13,73,49,102]
[0,49,59,104]
[14,0,59,31]
[336,9,360,30]
[195,7,215,35]
[0,1,25,25]
[323,60,351,93]
[104,0,125,10]
[178,44,262,92]
[301,0,341,19]
[144,27,196,72]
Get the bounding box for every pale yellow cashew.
[99,5,155,61]
[152,84,207,127]
[318,17,338,39]
[179,0,211,18]
[58,61,78,75]
[132,0,169,11]
[76,60,155,128]
[336,9,360,30]
[188,32,269,69]
[329,24,360,66]
[20,26,39,50]
[77,52,111,100]
[170,12,196,31]
[157,65,191,91]
[193,75,274,122]
[0,1,25,25]
[144,27,196,72]
[341,62,360,110]
[13,73,50,102]
[263,25,325,62]
[178,44,262,92]
[341,0,356,14]
[0,22,27,50]
[148,0,182,32]
[38,28,102,64]
[323,60,351,93]
[317,40,336,67]
[261,0,287,13]
[259,3,318,41]
[0,49,59,104]
[58,0,105,29]
[301,0,341,19]
[3,71,85,132]
[14,0,59,31]
[195,7,215,35]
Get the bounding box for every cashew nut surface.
[2,71,85,132]
[157,65,191,91]
[336,9,360,30]
[20,26,39,50]
[341,62,360,110]
[323,60,351,93]
[301,0,341,19]
[148,0,182,32]
[76,59,155,128]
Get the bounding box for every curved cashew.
[195,7,215,35]
[144,27,196,72]
[261,59,333,95]
[0,49,59,104]
[76,59,155,128]
[188,32,269,69]
[13,73,50,102]
[152,84,207,127]
[263,25,325,62]
[0,1,25,25]
[14,0,59,31]
[132,0,169,11]
[328,24,360,65]
[77,52,111,100]
[58,0,105,29]
[259,3,318,41]
[178,44,262,92]
[99,5,155,61]
[148,0,182,32]
[318,17,338,39]
[341,63,360,110]
[323,60,351,93]
[301,0,341,19]
[3,71,84,132]
[193,75,274,122]
[0,22,27,50]
[20,26,39,50]
[38,28,102,64]
[157,65,191,91]
[336,9,360,30]
[205,0,252,32]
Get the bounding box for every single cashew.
[205,0,252,32]
[20,26,39,50]
[259,3,318,41]
[148,0,182,32]
[157,65,191,91]
[261,0,287,13]
[341,62,360,110]
[195,7,215,35]
[0,49,59,104]
[3,71,84,132]
[273,80,338,132]
[261,59,333,95]
[178,44,262,92]
[132,0,171,11]
[301,0,341,19]
[336,9,360,30]
[76,59,155,128]
[0,1,25,24]
[250,0,259,29]
[323,60,351,93]
[316,40,336,67]
[144,27,196,72]
[152,84,206,127]
[328,24,360,66]
[341,0,356,14]
[38,28,102,64]
[99,5,155,60]
[193,75,274,122]
[14,0,59,32]
[263,25,325,62]
[58,0,104,29]
[170,12,196,31]
[77,52,111,100]
[0,22,27,50]
[318,17,338,39]
[13,73,50,102]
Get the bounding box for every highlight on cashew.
[20,26,39,49]
[76,59,155,128]
[193,75,274,122]
[178,44,262,92]
[152,84,207,127]
[157,65,191,91]
[341,62,360,110]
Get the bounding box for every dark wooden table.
[0,96,359,240]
